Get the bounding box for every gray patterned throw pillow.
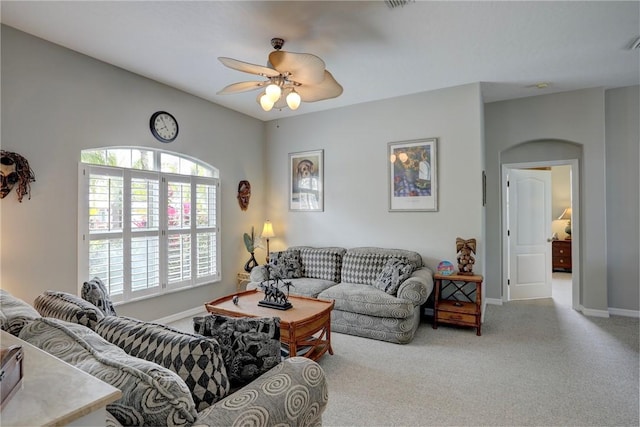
[373,257,414,295]
[193,315,281,387]
[268,250,302,279]
[82,277,117,316]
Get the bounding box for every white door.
[507,169,552,300]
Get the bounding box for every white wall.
[1,26,266,320]
[263,84,485,274]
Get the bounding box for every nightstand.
[433,273,483,336]
[552,240,572,272]
[236,272,251,292]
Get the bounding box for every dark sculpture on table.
[258,265,293,310]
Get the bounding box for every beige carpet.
[317,299,638,425]
[169,276,639,426]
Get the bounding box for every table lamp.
[558,208,572,239]
[261,220,275,263]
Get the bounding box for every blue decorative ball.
[437,260,455,275]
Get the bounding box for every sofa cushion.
[19,318,197,426]
[193,315,281,388]
[318,283,414,319]
[95,316,230,411]
[0,289,40,336]
[268,249,302,279]
[373,257,414,295]
[341,252,391,285]
[247,277,335,298]
[297,246,346,282]
[34,291,104,329]
[341,247,423,285]
[81,277,117,316]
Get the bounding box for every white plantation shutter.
[130,171,161,298]
[195,180,218,280]
[79,150,219,304]
[166,176,192,288]
[85,166,125,300]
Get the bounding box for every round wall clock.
[150,111,178,143]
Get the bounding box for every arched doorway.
[500,140,582,309]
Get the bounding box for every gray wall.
[485,87,640,312]
[2,25,637,319]
[263,84,486,274]
[0,26,266,320]
[605,86,639,312]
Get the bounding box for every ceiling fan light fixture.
[259,93,275,111]
[219,37,342,113]
[286,89,301,110]
[265,82,282,103]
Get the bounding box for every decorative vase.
[244,252,258,272]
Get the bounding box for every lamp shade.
[286,90,301,110]
[259,93,274,111]
[261,221,275,239]
[265,83,282,103]
[558,208,572,220]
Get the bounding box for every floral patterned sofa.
[248,246,434,344]
[0,289,328,427]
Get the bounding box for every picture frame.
[289,149,324,211]
[388,138,438,211]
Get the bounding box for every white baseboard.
[485,298,503,306]
[580,307,610,318]
[608,307,640,318]
[154,306,206,324]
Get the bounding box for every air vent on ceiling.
[631,36,640,50]
[385,0,414,9]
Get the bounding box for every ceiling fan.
[217,38,343,112]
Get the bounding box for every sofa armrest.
[396,267,434,306]
[33,291,104,330]
[194,357,327,427]
[249,265,269,283]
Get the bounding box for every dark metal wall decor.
[0,150,36,202]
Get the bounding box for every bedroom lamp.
[558,208,572,239]
[261,220,275,263]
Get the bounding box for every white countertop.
[0,330,121,426]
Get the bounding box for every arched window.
[78,147,220,304]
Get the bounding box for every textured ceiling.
[2,1,639,121]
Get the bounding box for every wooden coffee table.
[204,289,334,361]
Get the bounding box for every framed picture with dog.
[289,149,324,211]
[388,138,438,211]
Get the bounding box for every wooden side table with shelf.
[433,273,483,336]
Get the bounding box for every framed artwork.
[289,149,324,211]
[388,138,438,211]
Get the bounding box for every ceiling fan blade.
[217,80,268,95]
[295,71,343,102]
[218,57,280,78]
[269,51,326,85]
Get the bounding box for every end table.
[433,273,483,336]
[236,272,251,292]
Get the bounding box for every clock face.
[150,111,178,143]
